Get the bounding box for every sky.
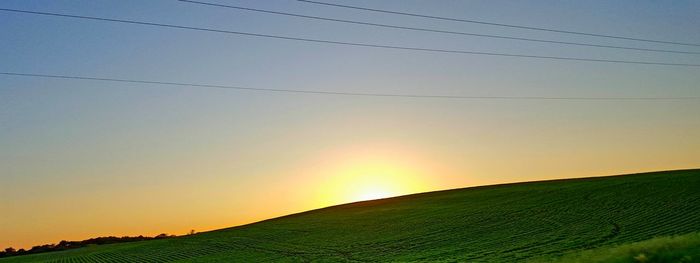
[1,0,700,249]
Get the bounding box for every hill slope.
[3,169,700,262]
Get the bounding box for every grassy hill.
[3,169,699,262]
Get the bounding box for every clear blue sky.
[1,0,699,249]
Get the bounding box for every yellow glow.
[307,146,440,207]
[355,186,394,202]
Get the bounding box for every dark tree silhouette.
[0,234,176,258]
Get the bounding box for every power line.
[2,72,699,101]
[177,0,699,55]
[298,0,700,48]
[1,8,699,68]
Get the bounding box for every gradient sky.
[1,0,700,249]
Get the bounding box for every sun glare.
[355,187,394,202]
[309,149,439,207]
[340,172,403,203]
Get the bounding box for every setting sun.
[305,146,442,207]
[327,170,413,204]
[355,186,394,202]
[346,172,401,202]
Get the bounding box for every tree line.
[0,234,176,258]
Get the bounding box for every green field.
[3,169,699,262]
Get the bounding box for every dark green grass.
[3,169,700,262]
